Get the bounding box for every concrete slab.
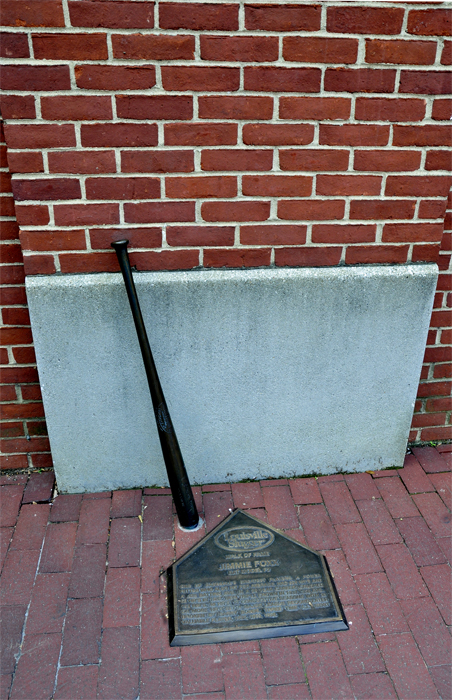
[26,264,437,493]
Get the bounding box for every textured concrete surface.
[26,264,437,493]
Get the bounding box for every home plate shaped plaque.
[168,510,348,646]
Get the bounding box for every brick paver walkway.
[1,445,451,699]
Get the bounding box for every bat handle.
[112,239,200,530]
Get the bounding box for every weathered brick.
[202,200,270,223]
[378,633,441,699]
[302,641,353,698]
[375,477,419,518]
[0,604,27,674]
[0,484,24,527]
[298,504,339,551]
[323,549,360,605]
[116,94,192,121]
[278,199,345,221]
[280,97,350,121]
[60,597,103,666]
[160,2,237,30]
[427,472,452,510]
[40,521,77,573]
[0,526,13,572]
[97,626,140,700]
[223,652,266,699]
[81,123,157,148]
[103,566,140,628]
[54,665,99,700]
[181,645,223,694]
[337,604,384,674]
[244,67,320,93]
[143,495,173,541]
[245,4,320,31]
[69,1,154,29]
[351,199,415,221]
[163,66,239,92]
[267,684,310,700]
[399,454,436,493]
[113,33,194,60]
[261,637,304,685]
[201,35,277,62]
[261,485,298,530]
[320,124,389,146]
[366,39,437,65]
[141,539,174,595]
[393,125,452,147]
[111,489,141,518]
[76,497,110,545]
[231,482,264,510]
[336,523,383,575]
[1,65,70,91]
[0,95,35,119]
[400,596,451,667]
[11,504,50,551]
[289,477,322,505]
[244,125,314,147]
[351,673,398,700]
[141,658,182,699]
[22,471,54,503]
[0,32,30,58]
[68,543,106,598]
[376,543,428,599]
[10,632,61,700]
[325,68,396,93]
[357,498,402,546]
[355,572,409,635]
[344,473,380,501]
[407,9,452,36]
[412,446,450,473]
[201,149,272,172]
[420,564,451,625]
[429,666,452,700]
[75,64,155,90]
[318,480,361,524]
[166,175,236,199]
[141,593,179,660]
[203,490,233,531]
[199,96,273,120]
[108,517,141,568]
[122,149,193,174]
[33,32,108,60]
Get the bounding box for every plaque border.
[168,509,348,646]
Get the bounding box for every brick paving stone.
[0,475,27,485]
[375,477,419,518]
[60,597,103,666]
[399,454,435,493]
[0,485,24,527]
[0,550,40,605]
[141,658,182,699]
[83,491,111,499]
[262,485,299,530]
[371,469,400,477]
[317,474,344,483]
[267,684,310,700]
[103,566,140,628]
[396,516,446,566]
[298,631,336,644]
[22,471,54,503]
[260,479,289,486]
[245,508,268,523]
[413,492,451,538]
[412,446,450,473]
[182,695,225,700]
[0,527,12,572]
[376,543,428,599]
[143,495,174,541]
[54,665,98,700]
[203,483,232,492]
[344,473,380,501]
[318,480,361,524]
[223,652,266,700]
[337,604,384,675]
[0,604,27,674]
[420,564,452,625]
[1,674,13,699]
[261,636,305,685]
[220,641,260,654]
[40,521,78,573]
[144,487,172,495]
[111,489,142,518]
[108,517,141,568]
[142,540,175,595]
[335,523,382,575]
[301,640,353,699]
[76,498,111,545]
[289,477,322,505]
[436,536,451,565]
[350,672,398,699]
[50,494,82,522]
[141,593,180,660]
[355,572,409,635]
[192,485,204,517]
[10,631,61,700]
[97,626,140,700]
[284,528,308,546]
[357,498,402,546]
[181,645,223,694]
[231,482,264,509]
[68,543,107,598]
[378,633,440,699]
[10,503,50,550]
[428,472,452,509]
[174,517,206,558]
[399,596,452,667]
[26,572,70,634]
[429,665,452,700]
[323,549,360,605]
[203,490,234,531]
[298,504,339,551]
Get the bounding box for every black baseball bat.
[111,239,200,530]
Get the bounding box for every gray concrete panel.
[26,264,437,493]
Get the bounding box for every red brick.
[0,402,44,421]
[366,39,437,65]
[199,96,273,120]
[357,97,426,123]
[201,35,278,62]
[0,484,24,527]
[122,149,193,174]
[425,151,452,173]
[336,522,383,575]
[97,626,140,700]
[92,227,161,250]
[201,149,272,172]
[344,474,380,501]
[112,33,193,60]
[0,326,32,344]
[354,149,422,173]
[432,98,452,121]
[86,176,160,200]
[419,199,448,219]
[397,516,445,567]
[350,199,415,221]
[318,480,361,524]
[320,124,389,147]
[203,490,233,531]
[57,251,118,274]
[76,497,110,545]
[350,672,398,700]
[110,489,141,518]
[302,641,353,698]
[284,36,357,63]
[20,229,86,253]
[41,95,112,121]
[379,633,441,699]
[245,4,320,32]
[140,658,181,699]
[356,571,409,636]
[6,152,44,175]
[241,224,306,248]
[394,125,452,147]
[327,6,404,34]
[1,0,63,26]
[231,482,264,510]
[12,178,81,202]
[338,603,384,674]
[267,684,310,700]
[54,665,99,700]
[33,32,107,59]
[223,652,266,699]
[202,200,270,223]
[26,572,70,634]
[376,543,428,599]
[0,32,29,57]
[420,563,451,625]
[103,566,140,628]
[279,148,349,172]
[262,485,298,530]
[429,666,452,700]
[69,1,154,28]
[4,124,75,149]
[244,67,320,93]
[386,175,452,198]
[412,446,450,473]
[243,124,314,147]
[54,203,119,227]
[165,123,237,147]
[181,645,223,694]
[357,499,402,546]
[261,637,304,685]
[49,494,81,523]
[11,504,50,551]
[442,42,452,65]
[141,593,179,660]
[280,96,350,121]
[0,604,27,674]
[298,504,339,551]
[141,539,174,595]
[0,525,13,570]
[243,175,311,197]
[10,632,61,700]
[399,454,435,494]
[142,494,173,541]
[40,521,77,573]
[1,64,70,91]
[278,199,345,221]
[167,225,233,247]
[128,249,199,271]
[325,68,396,93]
[75,64,155,90]
[427,472,451,510]
[289,477,322,505]
[116,94,192,121]
[162,66,239,92]
[323,549,360,605]
[0,95,35,119]
[47,150,115,175]
[68,543,106,598]
[375,477,419,518]
[276,246,342,267]
[160,2,237,30]
[166,175,236,199]
[81,123,157,148]
[108,517,141,568]
[317,175,381,197]
[0,549,40,605]
[400,596,451,667]
[2,308,30,326]
[408,9,452,36]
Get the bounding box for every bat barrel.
[112,239,200,530]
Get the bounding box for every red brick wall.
[0,2,451,467]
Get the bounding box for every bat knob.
[111,239,129,252]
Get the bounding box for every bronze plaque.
[168,510,348,646]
